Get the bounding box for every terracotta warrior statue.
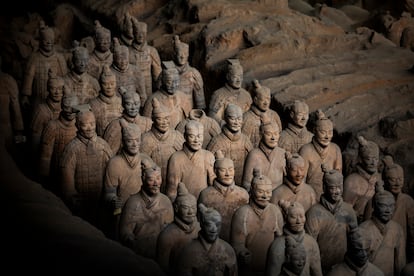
[242,113,285,191]
[359,185,406,276]
[208,58,252,126]
[266,201,322,276]
[119,160,174,259]
[103,90,152,154]
[172,35,206,113]
[242,79,282,148]
[156,182,200,274]
[305,168,358,274]
[299,109,342,199]
[231,168,284,276]
[111,37,146,104]
[63,41,100,104]
[326,227,384,276]
[60,110,113,227]
[142,60,187,129]
[89,64,123,136]
[207,103,253,186]
[343,136,382,224]
[278,236,308,276]
[103,120,154,239]
[0,55,25,145]
[129,18,161,98]
[141,98,184,190]
[21,20,68,110]
[30,68,63,157]
[198,150,249,242]
[118,12,134,47]
[176,108,221,149]
[382,155,414,262]
[176,203,238,276]
[88,20,113,80]
[271,153,317,213]
[166,120,215,202]
[38,94,78,190]
[278,100,313,154]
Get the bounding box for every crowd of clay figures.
[2,13,414,276]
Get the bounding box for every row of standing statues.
[1,14,414,276]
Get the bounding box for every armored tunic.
[392,192,414,261]
[242,142,286,191]
[103,114,152,154]
[166,144,215,201]
[305,197,358,274]
[266,228,323,276]
[177,233,238,276]
[141,127,184,188]
[279,123,313,154]
[156,218,201,274]
[63,71,100,104]
[88,50,113,80]
[208,83,252,125]
[271,178,317,213]
[60,134,113,225]
[89,94,123,136]
[21,50,68,103]
[128,42,162,98]
[142,89,187,129]
[299,138,342,199]
[343,165,382,223]
[207,126,253,186]
[242,105,282,148]
[111,63,146,105]
[198,180,249,242]
[119,189,173,259]
[39,116,77,179]
[231,201,284,274]
[176,63,206,113]
[359,217,406,276]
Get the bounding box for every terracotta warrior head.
[76,110,96,140]
[322,165,343,203]
[314,109,333,148]
[289,100,309,129]
[174,183,197,225]
[120,119,141,156]
[100,65,117,97]
[346,227,370,267]
[184,120,203,152]
[142,159,162,197]
[173,35,189,67]
[357,136,379,174]
[113,37,129,71]
[250,168,273,209]
[38,20,55,53]
[152,98,170,133]
[198,203,222,243]
[61,94,79,121]
[284,236,307,275]
[93,20,111,52]
[382,155,404,196]
[373,184,395,224]
[279,200,306,233]
[122,90,140,118]
[260,113,280,149]
[161,61,180,95]
[286,152,306,186]
[224,103,243,133]
[226,59,243,89]
[214,150,235,187]
[252,79,271,112]
[132,17,147,45]
[47,68,64,103]
[71,40,89,75]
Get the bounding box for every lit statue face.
[324,182,342,203]
[143,169,162,196]
[227,69,243,89]
[185,124,203,152]
[314,120,333,148]
[287,161,306,186]
[374,197,395,224]
[215,159,235,186]
[254,92,270,112]
[201,213,221,243]
[114,51,129,71]
[287,206,306,233]
[123,93,140,118]
[261,124,280,149]
[101,76,117,97]
[224,106,243,133]
[77,112,96,139]
[95,33,111,52]
[385,168,404,195]
[134,28,146,44]
[175,198,197,224]
[154,115,170,133]
[252,183,272,209]
[73,52,89,75]
[123,136,140,156]
[175,47,188,66]
[48,82,64,103]
[290,104,309,128]
[361,152,379,174]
